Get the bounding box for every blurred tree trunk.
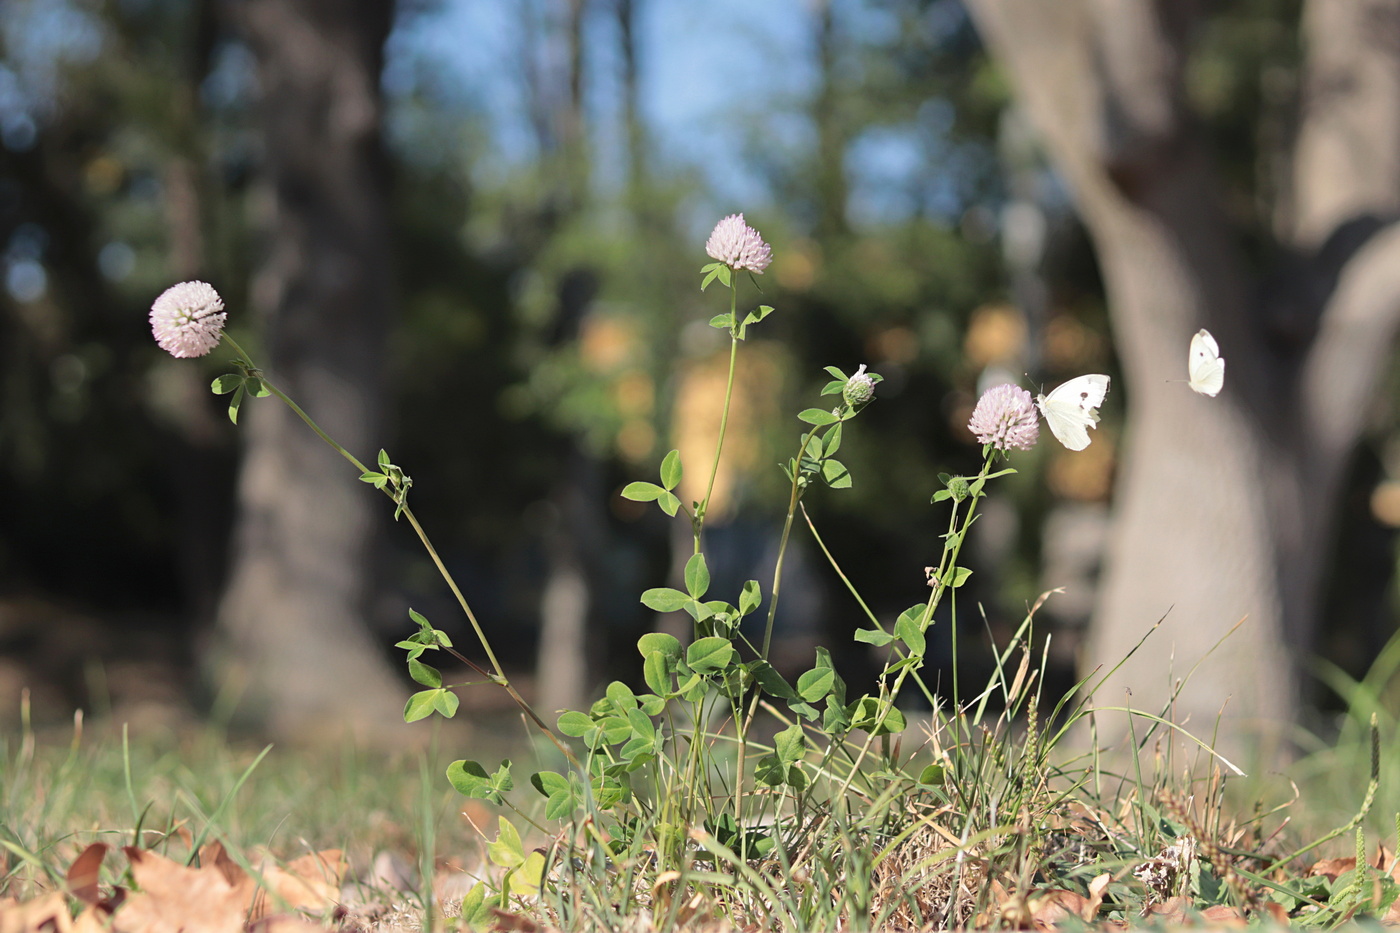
[160,0,232,624]
[966,0,1400,754]
[618,0,653,226]
[214,0,406,739]
[813,0,849,239]
[528,2,603,715]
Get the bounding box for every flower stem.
[831,448,1000,803]
[734,424,820,829]
[695,284,740,553]
[761,428,819,659]
[221,334,371,477]
[216,333,576,767]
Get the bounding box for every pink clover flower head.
[705,213,772,274]
[150,280,226,358]
[968,383,1039,451]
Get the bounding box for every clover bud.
[843,364,876,408]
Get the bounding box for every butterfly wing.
[1036,374,1110,451]
[1188,329,1225,396]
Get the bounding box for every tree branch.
[1288,0,1400,250]
[1302,220,1400,474]
[1288,0,1400,485]
[966,0,1246,395]
[966,0,1204,205]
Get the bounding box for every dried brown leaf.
[249,850,346,920]
[71,907,111,933]
[1200,904,1248,927]
[1029,587,1062,616]
[1379,845,1400,884]
[1376,844,1395,872]
[1086,872,1111,918]
[0,892,71,933]
[117,846,252,933]
[490,908,541,932]
[1023,877,1110,929]
[1141,895,1191,924]
[66,843,108,906]
[246,916,333,933]
[1309,857,1356,881]
[1028,889,1092,927]
[199,841,250,891]
[989,879,1034,930]
[1007,648,1031,701]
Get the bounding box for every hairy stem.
[695,282,741,553]
[218,333,575,767]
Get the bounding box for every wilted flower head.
[705,213,772,274]
[968,383,1039,451]
[843,364,877,407]
[150,281,226,358]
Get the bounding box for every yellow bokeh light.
[776,239,820,292]
[872,326,919,365]
[1042,315,1107,372]
[1046,432,1116,502]
[1372,481,1400,528]
[580,315,635,372]
[965,304,1027,368]
[672,342,786,521]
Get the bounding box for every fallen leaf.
[66,842,108,906]
[490,908,542,932]
[287,850,345,891]
[1200,904,1248,927]
[250,850,346,919]
[985,879,1033,929]
[199,841,250,891]
[1263,901,1292,926]
[1381,846,1400,885]
[62,846,125,926]
[1086,872,1111,918]
[1309,857,1356,881]
[117,846,251,933]
[1142,895,1191,924]
[71,907,112,933]
[0,893,70,933]
[1376,845,1394,873]
[1029,889,1093,927]
[246,917,332,933]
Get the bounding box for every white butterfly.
[1188,328,1225,397]
[1036,374,1110,451]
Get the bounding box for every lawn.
[2,653,1397,932]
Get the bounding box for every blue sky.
[390,0,824,209]
[387,0,986,231]
[2,0,977,237]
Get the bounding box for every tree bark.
[525,2,602,715]
[160,0,231,624]
[536,446,608,715]
[213,0,406,740]
[813,0,850,239]
[966,0,1400,756]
